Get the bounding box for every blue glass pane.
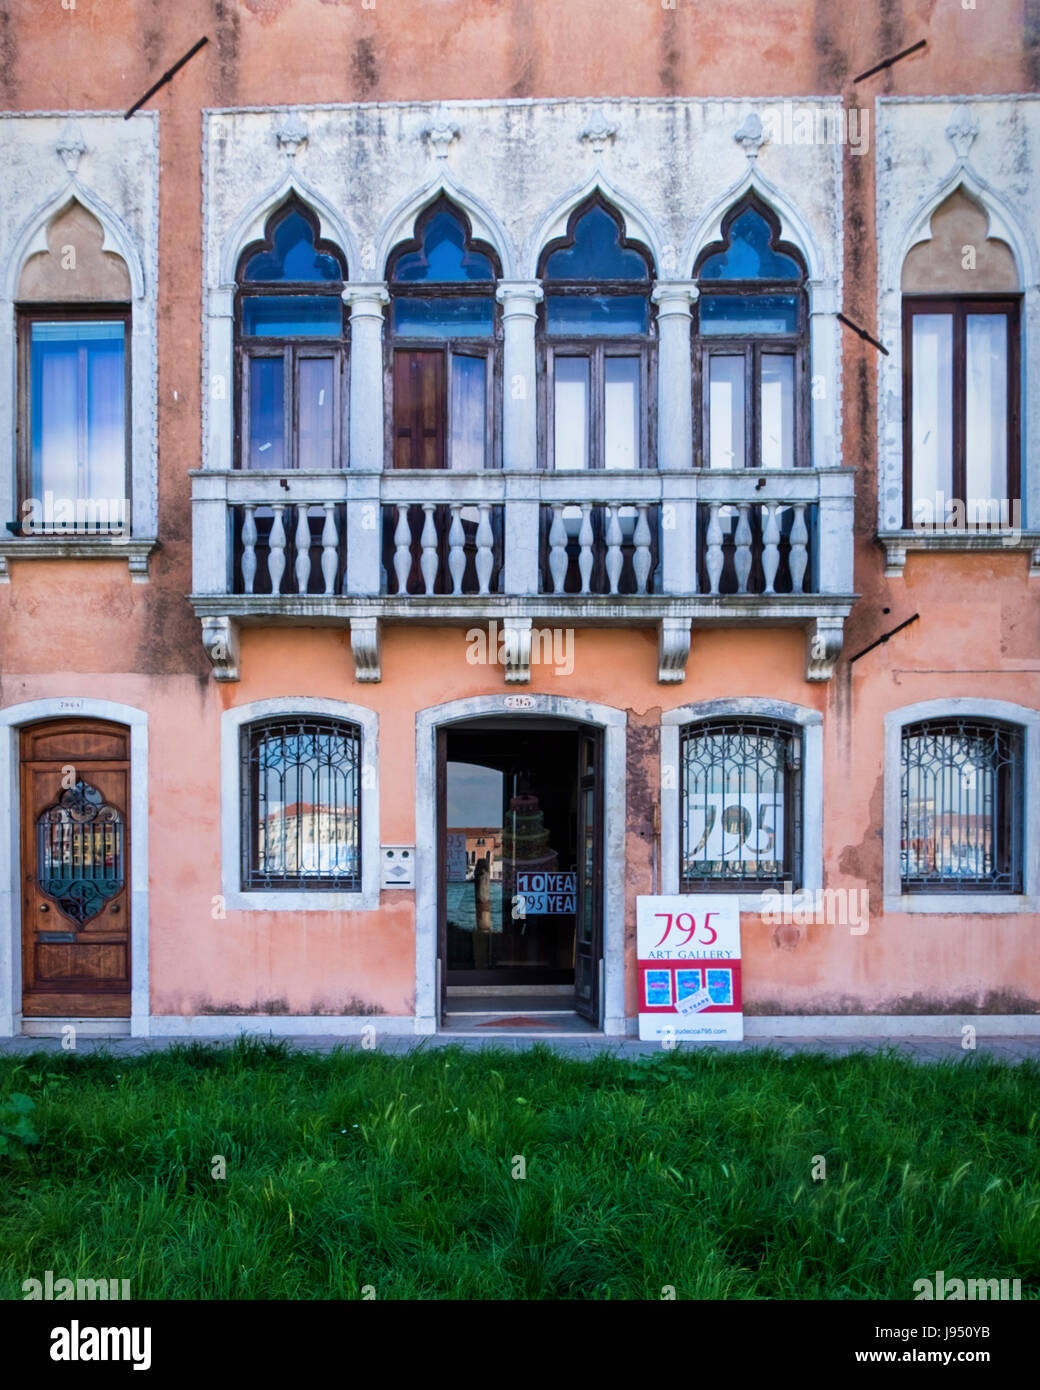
[30,321,126,504]
[241,296,342,337]
[698,208,802,280]
[543,205,650,281]
[243,211,344,282]
[545,295,648,335]
[391,296,495,337]
[392,211,495,283]
[699,294,799,335]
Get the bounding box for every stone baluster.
[321,503,338,595]
[393,503,412,595]
[705,503,724,596]
[548,505,568,595]
[789,503,808,594]
[241,504,257,595]
[578,505,594,595]
[268,503,287,595]
[633,505,652,593]
[420,503,439,595]
[294,504,312,593]
[475,504,494,596]
[734,503,752,595]
[762,503,781,595]
[605,505,624,595]
[448,505,466,595]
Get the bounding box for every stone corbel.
[658,618,691,684]
[501,619,533,684]
[201,616,240,682]
[805,616,844,682]
[350,617,381,683]
[1030,543,1040,578]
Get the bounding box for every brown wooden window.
[387,199,500,470]
[693,195,808,470]
[538,197,655,471]
[234,198,348,471]
[902,297,1020,526]
[15,305,131,534]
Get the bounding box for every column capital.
[496,280,544,316]
[652,280,699,314]
[343,282,390,316]
[207,285,237,319]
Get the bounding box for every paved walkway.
[1,1034,1037,1063]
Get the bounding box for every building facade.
[0,1,1037,1037]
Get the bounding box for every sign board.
[515,870,577,915]
[636,895,742,1041]
[446,833,468,881]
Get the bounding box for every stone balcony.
[190,466,856,684]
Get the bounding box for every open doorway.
[437,719,603,1030]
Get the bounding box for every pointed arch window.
[387,199,500,470]
[539,199,654,471]
[235,199,348,471]
[694,198,808,471]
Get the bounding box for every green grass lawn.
[1,1040,1037,1300]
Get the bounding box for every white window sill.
[878,530,1040,577]
[884,893,1038,916]
[222,887,380,912]
[0,537,158,582]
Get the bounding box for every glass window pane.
[30,320,125,505]
[760,354,795,469]
[699,294,799,335]
[243,210,343,283]
[241,296,341,337]
[450,355,487,470]
[391,296,494,337]
[297,357,335,470]
[248,356,285,469]
[708,356,745,468]
[543,205,650,281]
[553,357,590,470]
[392,211,495,283]
[911,313,953,509]
[698,208,802,280]
[965,314,1008,502]
[545,295,648,335]
[604,357,640,469]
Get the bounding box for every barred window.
[901,719,1023,893]
[680,719,801,889]
[241,718,361,891]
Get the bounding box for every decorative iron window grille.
[36,779,124,926]
[901,719,1023,893]
[241,718,361,891]
[680,719,802,889]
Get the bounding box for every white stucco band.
[220,697,381,911]
[0,114,159,558]
[660,698,824,912]
[883,697,1040,915]
[415,694,627,1036]
[0,698,150,1039]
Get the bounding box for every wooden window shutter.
[393,349,446,469]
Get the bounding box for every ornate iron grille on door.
[36,780,125,926]
[241,717,361,890]
[901,719,1023,892]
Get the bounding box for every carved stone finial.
[422,119,460,160]
[276,113,309,159]
[56,120,87,176]
[734,112,766,163]
[580,113,618,156]
[945,104,979,161]
[201,616,240,682]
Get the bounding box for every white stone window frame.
[221,696,380,911]
[0,113,159,574]
[875,96,1040,555]
[661,697,824,913]
[884,697,1040,915]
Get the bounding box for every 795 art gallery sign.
[636,896,743,1041]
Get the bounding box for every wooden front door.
[20,720,131,1018]
[574,730,603,1024]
